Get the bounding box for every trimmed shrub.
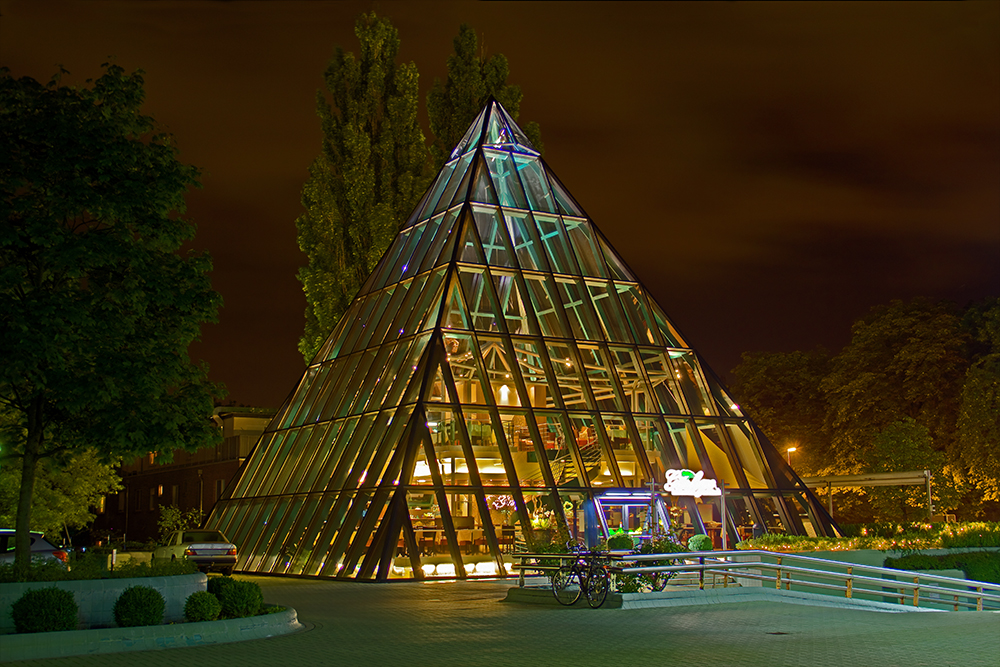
[114,585,165,627]
[607,533,634,550]
[688,534,713,551]
[184,590,222,622]
[207,574,238,597]
[218,579,264,618]
[11,587,78,633]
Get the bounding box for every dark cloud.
[2,1,997,406]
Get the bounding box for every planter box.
[0,572,206,634]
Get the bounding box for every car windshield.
[182,531,226,543]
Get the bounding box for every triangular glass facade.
[207,100,838,581]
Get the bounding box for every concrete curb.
[0,606,303,662]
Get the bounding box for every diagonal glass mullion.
[587,280,632,343]
[417,209,459,274]
[563,217,607,278]
[555,277,604,341]
[615,283,661,347]
[505,210,550,272]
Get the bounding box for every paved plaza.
[3,576,998,667]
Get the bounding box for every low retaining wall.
[0,573,206,634]
[0,606,302,662]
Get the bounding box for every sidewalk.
[3,576,997,666]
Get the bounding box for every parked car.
[153,529,237,575]
[0,529,69,565]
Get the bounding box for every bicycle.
[550,546,610,608]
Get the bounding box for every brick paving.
[3,576,997,667]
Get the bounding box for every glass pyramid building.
[207,100,839,581]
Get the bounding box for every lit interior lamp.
[436,563,456,577]
[786,446,797,465]
[421,563,436,576]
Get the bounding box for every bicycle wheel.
[552,565,582,606]
[584,563,610,608]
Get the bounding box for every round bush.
[184,590,222,622]
[207,574,237,597]
[11,587,78,633]
[218,579,263,618]
[114,585,165,627]
[607,533,634,550]
[687,533,714,551]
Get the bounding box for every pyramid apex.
[449,98,539,160]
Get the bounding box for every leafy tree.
[956,299,1000,501]
[821,298,968,473]
[296,12,428,362]
[157,505,203,542]
[863,418,948,521]
[730,348,832,474]
[0,448,121,540]
[0,65,222,572]
[427,24,543,171]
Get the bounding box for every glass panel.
[318,297,363,362]
[512,154,556,213]
[435,152,474,215]
[512,338,558,409]
[568,414,613,488]
[483,149,528,209]
[491,270,531,335]
[418,208,461,274]
[444,333,491,405]
[556,277,603,341]
[458,266,502,332]
[587,281,632,343]
[505,210,549,271]
[546,342,589,409]
[600,237,635,282]
[364,281,413,349]
[533,412,584,487]
[725,420,770,488]
[382,333,430,408]
[534,212,578,275]
[420,162,460,219]
[671,351,715,417]
[352,287,395,351]
[523,274,563,337]
[563,217,606,278]
[318,354,363,421]
[650,300,687,347]
[338,291,383,356]
[300,421,343,493]
[387,224,425,285]
[231,431,279,497]
[348,344,398,415]
[327,414,377,491]
[370,226,414,290]
[441,280,472,331]
[610,347,656,414]
[501,409,547,489]
[472,204,514,267]
[262,426,312,496]
[295,493,341,575]
[451,105,487,158]
[470,157,497,205]
[426,362,454,404]
[427,406,470,486]
[406,268,446,335]
[272,495,318,574]
[601,415,636,486]
[707,376,745,418]
[367,338,416,411]
[549,172,584,216]
[479,335,521,407]
[640,350,686,415]
[635,417,679,481]
[616,284,659,346]
[382,275,427,344]
[578,344,621,411]
[314,418,360,491]
[457,209,487,265]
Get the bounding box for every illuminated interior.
[206,100,838,581]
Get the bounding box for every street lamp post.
[786,446,797,466]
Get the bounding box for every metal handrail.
[512,549,1000,612]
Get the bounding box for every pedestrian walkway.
[3,576,997,666]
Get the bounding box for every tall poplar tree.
[0,65,222,571]
[296,13,428,362]
[427,24,543,171]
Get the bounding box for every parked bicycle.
[550,545,610,608]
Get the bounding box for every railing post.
[846,566,853,599]
[977,587,983,612]
[913,577,919,607]
[518,555,525,588]
[776,556,782,590]
[953,595,959,612]
[699,556,705,590]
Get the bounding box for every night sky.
[3,1,998,409]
